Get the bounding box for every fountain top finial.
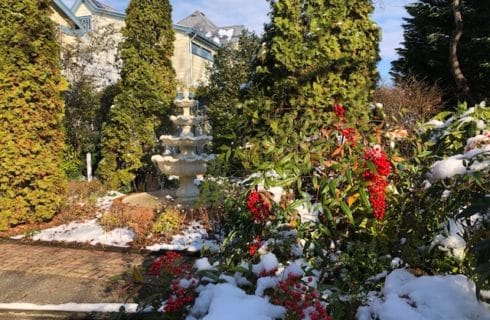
[175,87,197,109]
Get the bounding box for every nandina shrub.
[271,274,331,320]
[136,251,195,312]
[209,100,424,318]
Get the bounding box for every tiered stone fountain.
[151,91,214,205]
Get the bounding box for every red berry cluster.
[363,145,391,220]
[258,268,278,278]
[271,274,331,320]
[333,104,357,146]
[164,279,197,313]
[333,104,345,117]
[246,190,272,223]
[340,128,356,146]
[249,236,262,255]
[149,251,192,277]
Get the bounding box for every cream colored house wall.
[171,32,215,87]
[190,47,213,87]
[172,32,191,86]
[50,7,78,46]
[50,8,70,27]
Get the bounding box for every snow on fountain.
[151,90,214,204]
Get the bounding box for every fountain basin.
[170,115,205,126]
[174,99,197,109]
[159,135,213,148]
[151,155,213,177]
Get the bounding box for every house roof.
[71,0,125,20]
[177,11,218,34]
[51,0,86,35]
[177,11,245,44]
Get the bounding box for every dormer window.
[79,16,92,32]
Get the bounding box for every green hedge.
[0,0,67,229]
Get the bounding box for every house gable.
[51,0,85,36]
[71,0,125,21]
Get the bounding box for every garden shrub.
[152,207,184,235]
[98,0,176,190]
[0,0,67,230]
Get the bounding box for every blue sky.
[62,0,411,84]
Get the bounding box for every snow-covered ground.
[146,221,219,252]
[22,191,218,252]
[31,218,135,247]
[357,269,490,320]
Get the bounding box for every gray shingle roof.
[177,11,245,44]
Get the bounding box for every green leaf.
[359,187,370,209]
[340,201,354,224]
[366,160,377,174]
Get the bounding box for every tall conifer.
[391,0,490,104]
[0,0,67,229]
[97,0,176,190]
[239,0,380,169]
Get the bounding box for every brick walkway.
[0,241,144,281]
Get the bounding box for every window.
[79,16,92,32]
[191,43,213,61]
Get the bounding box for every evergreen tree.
[197,31,260,175]
[97,0,176,190]
[238,0,380,170]
[0,0,67,229]
[391,0,490,104]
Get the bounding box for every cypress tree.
[97,0,176,190]
[239,0,380,169]
[0,0,67,229]
[391,0,490,104]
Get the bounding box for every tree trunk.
[449,0,474,105]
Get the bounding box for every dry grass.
[99,198,157,246]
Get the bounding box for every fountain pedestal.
[151,92,214,205]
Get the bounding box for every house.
[49,0,243,88]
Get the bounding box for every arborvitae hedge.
[0,0,67,229]
[238,0,380,169]
[97,0,176,190]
